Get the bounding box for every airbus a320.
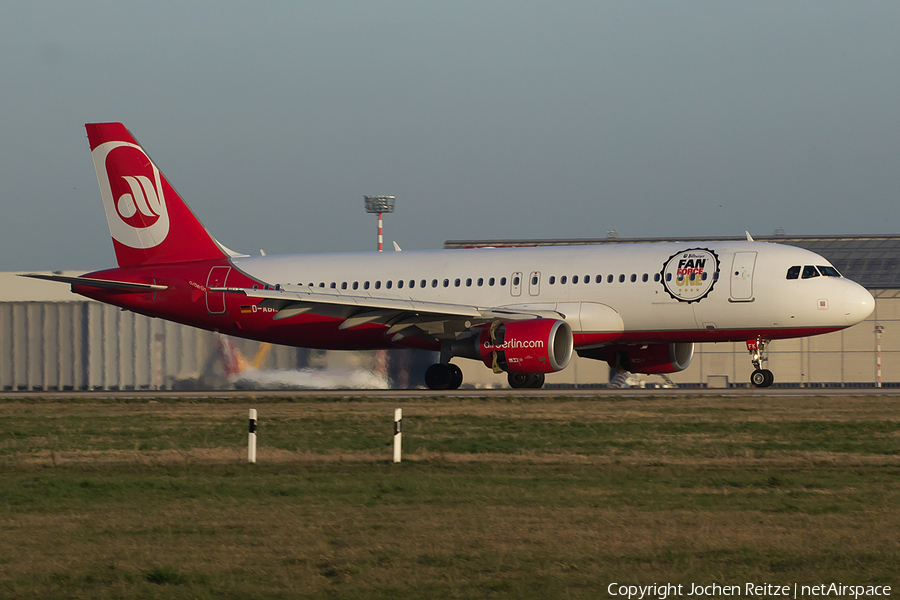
[27,123,875,389]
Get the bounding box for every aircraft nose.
[843,282,875,325]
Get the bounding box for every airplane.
[25,123,875,390]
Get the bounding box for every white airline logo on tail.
[92,141,170,249]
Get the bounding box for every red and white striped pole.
[365,196,394,253]
[378,212,383,252]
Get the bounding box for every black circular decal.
[661,248,719,303]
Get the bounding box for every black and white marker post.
[393,408,402,463]
[248,409,257,464]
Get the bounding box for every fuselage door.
[730,252,757,301]
[528,271,541,296]
[510,272,523,297]
[206,265,231,314]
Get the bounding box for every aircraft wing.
[20,273,168,292]
[214,286,561,342]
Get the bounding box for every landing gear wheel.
[448,364,463,390]
[750,369,774,388]
[425,364,451,390]
[425,363,463,390]
[508,373,545,389]
[508,373,531,389]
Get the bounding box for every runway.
[2,386,900,400]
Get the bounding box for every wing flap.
[215,287,568,341]
[20,273,168,292]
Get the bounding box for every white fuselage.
[231,240,873,346]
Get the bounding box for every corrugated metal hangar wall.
[0,272,311,391]
[0,298,309,391]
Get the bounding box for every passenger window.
[477,278,483,286]
[786,266,800,280]
[330,282,336,289]
[630,274,636,283]
[642,274,648,282]
[454,278,461,287]
[364,281,370,290]
[443,279,449,287]
[584,275,589,283]
[619,274,625,283]
[818,266,841,277]
[654,273,660,282]
[531,275,538,285]
[573,275,579,284]
[500,277,507,286]
[432,279,438,288]
[607,274,614,283]
[397,280,403,289]
[561,275,567,284]
[701,272,707,281]
[666,273,672,282]
[319,282,325,288]
[341,282,347,290]
[489,277,495,286]
[802,265,820,279]
[421,279,427,288]
[595,275,602,283]
[513,276,520,285]
[549,276,555,285]
[375,281,381,289]
[466,278,472,287]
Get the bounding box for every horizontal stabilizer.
[20,273,168,292]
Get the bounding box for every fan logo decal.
[92,141,170,249]
[661,248,719,303]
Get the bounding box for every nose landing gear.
[747,338,774,387]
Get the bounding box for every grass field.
[1,393,898,599]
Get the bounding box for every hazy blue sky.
[2,2,899,271]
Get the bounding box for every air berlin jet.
[27,123,875,389]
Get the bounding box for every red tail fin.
[86,123,226,267]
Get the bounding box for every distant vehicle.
[217,337,388,390]
[28,123,874,389]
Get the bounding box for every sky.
[2,2,899,271]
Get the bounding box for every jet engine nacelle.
[602,342,694,374]
[479,318,573,374]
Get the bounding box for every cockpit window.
[801,265,820,279]
[818,265,841,277]
[786,266,800,280]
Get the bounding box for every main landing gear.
[747,338,774,388]
[424,363,463,390]
[423,364,547,390]
[507,373,545,389]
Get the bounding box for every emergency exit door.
[730,252,756,301]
